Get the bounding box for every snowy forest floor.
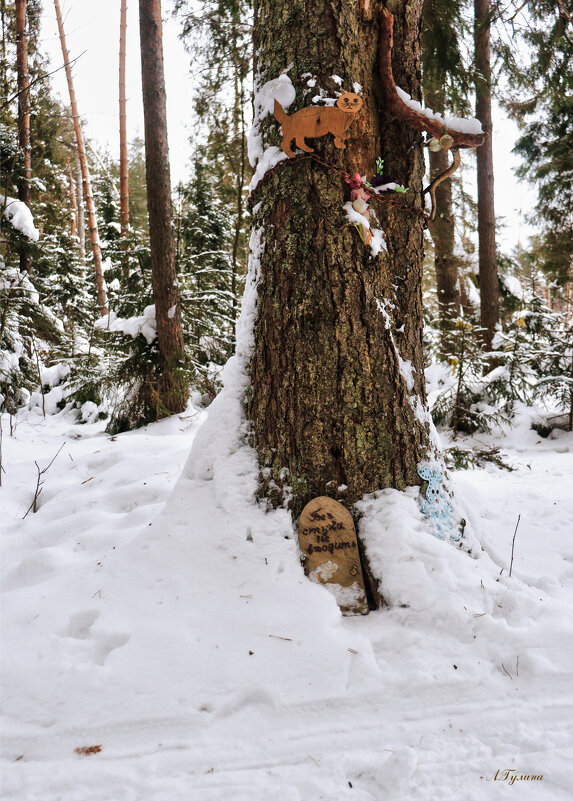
[1,397,572,801]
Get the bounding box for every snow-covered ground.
[1,398,572,800]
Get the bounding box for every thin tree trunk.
[474,0,499,350]
[248,0,430,518]
[15,0,32,273]
[425,86,460,343]
[230,53,247,329]
[74,153,86,262]
[119,0,129,267]
[1,0,9,102]
[66,156,78,237]
[54,0,108,315]
[139,0,188,414]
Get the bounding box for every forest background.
[1,0,572,448]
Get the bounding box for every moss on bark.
[249,0,429,519]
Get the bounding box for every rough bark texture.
[54,0,108,315]
[248,0,431,521]
[15,0,31,273]
[119,0,129,265]
[139,0,188,414]
[474,0,499,350]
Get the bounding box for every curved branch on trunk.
[424,147,461,221]
[378,8,486,150]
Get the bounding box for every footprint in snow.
[59,610,130,666]
[347,747,418,798]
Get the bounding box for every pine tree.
[247,2,435,515]
[138,0,189,415]
[474,0,500,351]
[177,156,237,386]
[174,0,252,337]
[501,1,573,288]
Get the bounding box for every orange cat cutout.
[274,91,363,158]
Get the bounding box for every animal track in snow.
[59,610,130,666]
[64,610,100,639]
[92,632,130,666]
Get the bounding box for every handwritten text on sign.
[298,497,368,615]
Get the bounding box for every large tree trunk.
[474,0,499,350]
[119,0,129,267]
[139,0,188,414]
[54,0,108,315]
[15,0,31,273]
[248,0,430,520]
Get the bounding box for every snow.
[342,201,387,256]
[501,273,525,300]
[396,87,484,135]
[2,392,573,799]
[248,71,295,170]
[249,147,288,193]
[95,305,157,345]
[1,194,40,242]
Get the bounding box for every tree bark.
[15,0,31,273]
[474,0,499,350]
[139,0,188,414]
[425,88,460,336]
[66,156,78,237]
[248,0,431,520]
[54,0,108,315]
[119,0,129,266]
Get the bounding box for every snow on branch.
[1,194,40,241]
[378,9,486,149]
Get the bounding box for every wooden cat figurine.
[274,90,363,158]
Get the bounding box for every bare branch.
[378,9,486,150]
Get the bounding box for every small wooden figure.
[298,496,369,615]
[274,91,363,158]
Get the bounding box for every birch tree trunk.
[15,0,31,273]
[119,0,129,267]
[474,0,499,350]
[139,0,189,414]
[54,0,108,315]
[248,0,431,519]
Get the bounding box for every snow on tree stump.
[298,497,369,615]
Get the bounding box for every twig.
[268,634,293,641]
[509,514,521,578]
[0,52,87,110]
[501,662,513,679]
[23,443,66,518]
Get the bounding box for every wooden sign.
[298,496,369,615]
[274,91,363,158]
